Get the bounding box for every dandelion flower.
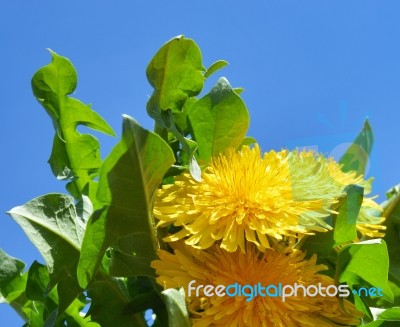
[288,150,385,238]
[154,145,326,252]
[152,242,363,327]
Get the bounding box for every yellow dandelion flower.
[152,242,363,327]
[288,150,386,238]
[154,145,326,252]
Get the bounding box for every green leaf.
[339,119,373,176]
[334,184,364,245]
[298,186,363,258]
[383,280,400,307]
[299,230,335,259]
[48,133,73,181]
[87,273,147,327]
[109,249,156,278]
[8,194,84,287]
[162,288,190,327]
[56,274,84,319]
[26,262,60,324]
[363,307,400,326]
[188,77,250,162]
[376,307,400,320]
[32,50,115,201]
[0,249,25,291]
[78,115,175,288]
[204,60,229,79]
[145,36,206,180]
[378,184,400,309]
[352,292,373,322]
[146,35,205,116]
[24,262,99,326]
[26,262,100,326]
[336,239,391,302]
[7,194,84,314]
[26,261,52,301]
[0,252,44,325]
[5,274,42,325]
[381,185,400,281]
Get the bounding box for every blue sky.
[1,1,400,325]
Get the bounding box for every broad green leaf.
[4,274,42,325]
[339,119,373,176]
[334,184,363,245]
[26,261,52,302]
[373,307,400,322]
[7,194,84,313]
[0,249,25,291]
[162,288,190,327]
[370,280,400,310]
[378,184,400,309]
[363,307,400,326]
[48,133,73,181]
[26,262,59,324]
[0,252,45,325]
[146,35,205,116]
[336,239,391,302]
[299,230,335,259]
[25,261,97,326]
[188,77,250,162]
[32,50,115,201]
[78,115,175,288]
[0,269,27,307]
[204,60,229,79]
[56,274,84,318]
[381,185,400,281]
[352,292,373,322]
[87,273,147,327]
[8,194,83,285]
[109,249,156,277]
[383,280,400,307]
[145,36,205,180]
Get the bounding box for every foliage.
[1,35,399,326]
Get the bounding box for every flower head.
[154,145,326,252]
[288,150,385,238]
[152,242,363,327]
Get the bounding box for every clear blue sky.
[1,1,400,325]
